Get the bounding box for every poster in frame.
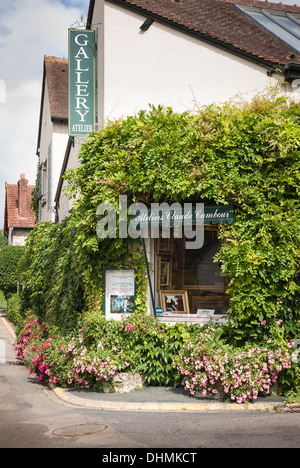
[104,269,136,319]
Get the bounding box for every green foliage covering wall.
[20,221,86,332]
[22,95,300,343]
[20,220,147,333]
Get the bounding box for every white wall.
[102,3,280,122]
[56,138,83,221]
[52,120,69,219]
[11,228,32,246]
[38,77,52,222]
[38,77,68,222]
[38,77,52,170]
[57,1,299,221]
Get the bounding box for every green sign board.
[68,29,96,136]
[131,204,234,227]
[202,205,234,225]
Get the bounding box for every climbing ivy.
[21,94,300,343]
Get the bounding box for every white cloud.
[0,0,90,229]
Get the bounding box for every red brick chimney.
[18,173,28,218]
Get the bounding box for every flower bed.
[15,314,297,402]
[15,312,171,391]
[174,328,294,404]
[16,318,127,391]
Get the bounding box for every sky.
[0,0,90,230]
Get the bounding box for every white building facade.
[38,0,300,222]
[35,0,300,319]
[36,56,69,222]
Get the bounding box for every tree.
[0,246,25,299]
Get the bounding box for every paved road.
[1,314,300,450]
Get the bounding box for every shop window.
[156,227,229,315]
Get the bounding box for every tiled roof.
[4,175,35,236]
[102,0,300,66]
[44,56,68,118]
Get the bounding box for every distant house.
[4,174,36,246]
[35,56,69,222]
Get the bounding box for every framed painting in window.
[156,237,171,254]
[157,258,171,289]
[159,290,190,314]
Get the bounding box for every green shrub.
[15,312,299,400]
[15,310,204,389]
[19,222,86,332]
[0,230,7,250]
[0,246,25,299]
[174,325,297,403]
[0,290,6,309]
[75,310,194,386]
[6,293,23,327]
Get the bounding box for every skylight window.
[237,5,300,54]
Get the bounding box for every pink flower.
[125,323,136,332]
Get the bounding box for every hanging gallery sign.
[68,29,96,136]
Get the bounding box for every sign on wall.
[68,29,96,136]
[131,204,234,227]
[104,269,136,320]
